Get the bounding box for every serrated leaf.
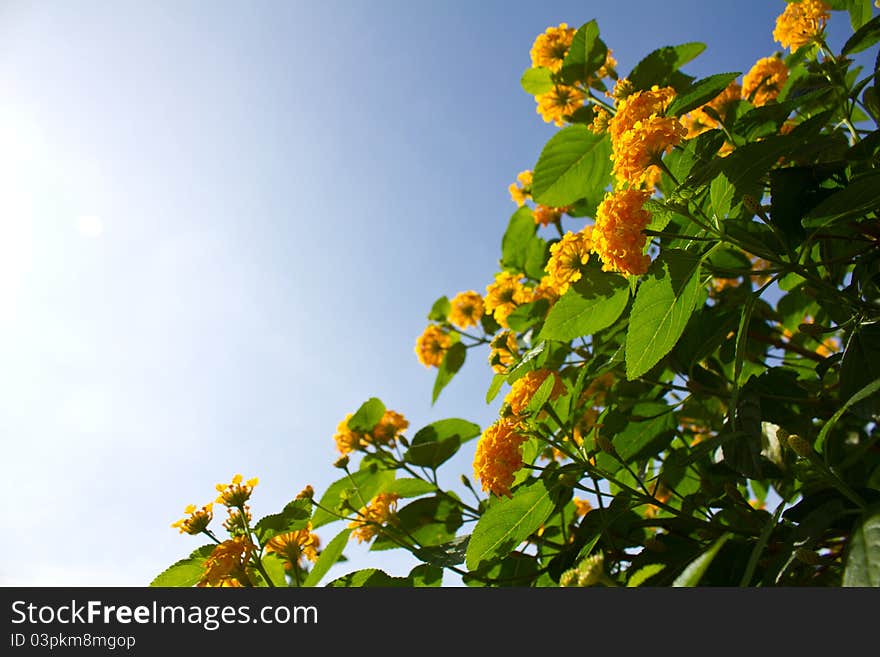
[558,20,607,85]
[254,498,313,543]
[150,547,211,587]
[521,66,554,95]
[466,479,557,570]
[311,469,395,528]
[303,528,351,587]
[432,342,466,404]
[667,72,740,117]
[802,171,880,228]
[626,250,702,379]
[538,271,630,342]
[348,397,386,433]
[532,126,612,207]
[405,418,481,468]
[843,13,880,53]
[486,373,506,403]
[628,42,706,91]
[843,505,880,586]
[326,568,410,587]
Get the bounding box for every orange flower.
[505,369,566,415]
[592,189,652,276]
[742,57,789,107]
[415,324,451,368]
[773,0,830,52]
[473,418,529,497]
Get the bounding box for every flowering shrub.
[155,1,880,587]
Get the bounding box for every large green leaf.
[597,401,677,467]
[626,250,703,379]
[404,418,481,468]
[843,13,880,53]
[382,478,437,498]
[347,397,386,433]
[520,66,554,95]
[672,534,731,586]
[150,545,214,587]
[628,42,706,91]
[303,528,351,587]
[501,207,537,273]
[372,496,463,552]
[843,505,880,586]
[531,126,612,207]
[667,72,740,117]
[311,468,395,528]
[254,498,313,543]
[465,479,558,570]
[801,171,880,228]
[432,341,467,404]
[558,20,607,85]
[537,271,630,342]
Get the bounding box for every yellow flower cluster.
[484,271,531,328]
[171,503,214,535]
[198,535,254,587]
[593,189,653,276]
[215,474,259,508]
[509,170,533,207]
[504,368,566,415]
[222,506,252,535]
[448,290,484,329]
[773,0,830,52]
[681,80,742,139]
[535,85,586,126]
[349,492,400,543]
[488,330,519,374]
[265,522,321,571]
[415,324,451,368]
[534,204,566,228]
[529,23,576,72]
[545,228,593,295]
[333,409,409,455]
[613,115,687,188]
[473,418,529,497]
[742,56,789,107]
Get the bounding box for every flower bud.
[333,455,350,469]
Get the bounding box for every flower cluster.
[415,324,452,368]
[349,492,401,543]
[592,188,653,276]
[473,418,530,497]
[171,503,214,535]
[742,56,789,107]
[333,408,409,455]
[265,523,321,571]
[448,290,484,329]
[504,368,566,415]
[773,0,831,52]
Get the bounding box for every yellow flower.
[198,536,254,587]
[215,474,259,507]
[171,503,214,535]
[222,506,252,535]
[505,368,566,415]
[265,523,321,570]
[529,23,576,72]
[592,188,653,276]
[489,330,519,374]
[473,418,529,497]
[509,170,533,207]
[485,271,531,328]
[333,413,363,455]
[596,49,617,79]
[369,409,409,447]
[545,228,593,295]
[534,204,566,228]
[532,274,562,305]
[742,56,789,107]
[449,290,485,329]
[608,85,676,144]
[536,85,586,127]
[349,493,400,543]
[296,484,315,500]
[415,324,451,368]
[573,497,593,517]
[773,0,830,52]
[589,108,610,135]
[612,115,686,188]
[681,80,742,139]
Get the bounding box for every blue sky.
[0,1,871,586]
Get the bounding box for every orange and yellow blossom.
[370,409,409,447]
[534,204,566,228]
[608,84,676,144]
[171,503,214,535]
[573,497,593,517]
[473,418,530,497]
[742,56,789,107]
[265,523,321,570]
[536,85,586,126]
[198,535,254,587]
[545,228,593,295]
[215,474,258,507]
[504,368,566,416]
[448,290,484,329]
[529,23,576,72]
[681,80,742,139]
[485,271,532,328]
[592,189,653,276]
[611,115,687,188]
[509,170,533,207]
[415,324,451,368]
[349,493,400,543]
[773,0,830,52]
[333,413,363,455]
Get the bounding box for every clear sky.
[0,1,870,586]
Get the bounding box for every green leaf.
[372,496,463,551]
[558,20,607,85]
[709,173,734,221]
[432,341,467,404]
[846,0,875,32]
[326,568,410,587]
[311,468,395,529]
[382,478,437,498]
[667,72,740,117]
[150,546,214,587]
[520,66,554,95]
[531,126,612,207]
[672,534,731,586]
[427,296,450,322]
[404,418,481,468]
[599,401,677,466]
[501,207,538,273]
[258,553,287,588]
[347,397,386,433]
[538,272,630,342]
[628,42,706,91]
[802,171,880,228]
[843,13,880,53]
[413,535,470,568]
[409,564,444,587]
[627,563,666,587]
[506,299,549,333]
[720,135,796,194]
[843,505,880,586]
[254,498,313,543]
[840,323,880,419]
[525,371,559,415]
[303,528,351,587]
[486,373,506,403]
[465,478,558,570]
[626,249,702,379]
[817,378,880,451]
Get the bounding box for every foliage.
[157,3,880,588]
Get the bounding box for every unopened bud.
[786,434,814,458]
[333,455,350,469]
[295,484,314,500]
[576,553,606,587]
[559,569,579,587]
